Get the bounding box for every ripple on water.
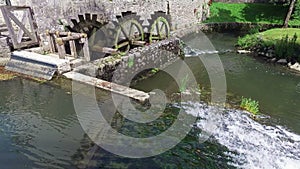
[0,79,84,169]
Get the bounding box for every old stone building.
[6,0,210,32]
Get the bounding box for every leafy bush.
[237,34,261,49]
[248,25,262,35]
[293,0,300,20]
[240,97,260,115]
[274,33,298,61]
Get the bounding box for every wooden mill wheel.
[114,11,145,56]
[148,11,171,43]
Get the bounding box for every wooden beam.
[82,38,90,62]
[6,10,35,41]
[17,11,28,43]
[91,45,118,54]
[58,34,86,42]
[69,40,77,58]
[1,7,17,47]
[63,72,150,103]
[132,40,146,46]
[46,32,56,53]
[55,37,66,59]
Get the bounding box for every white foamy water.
[181,102,300,169]
[184,46,233,57]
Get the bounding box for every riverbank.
[237,28,300,72]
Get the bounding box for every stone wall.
[75,38,182,83]
[7,0,209,33]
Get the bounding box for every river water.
[0,33,300,168]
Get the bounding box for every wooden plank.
[57,43,66,59]
[48,30,84,37]
[132,41,146,46]
[59,34,86,41]
[82,38,90,62]
[26,8,38,42]
[91,45,118,54]
[46,33,56,53]
[6,10,35,41]
[69,40,77,58]
[1,7,18,47]
[55,34,66,59]
[17,11,28,43]
[14,41,39,49]
[63,72,150,103]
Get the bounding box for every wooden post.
[46,30,56,53]
[56,38,66,59]
[81,37,90,62]
[69,40,77,58]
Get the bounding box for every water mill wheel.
[66,13,113,59]
[114,11,145,56]
[65,11,172,57]
[148,11,171,43]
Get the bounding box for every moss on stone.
[0,73,16,81]
[0,67,16,81]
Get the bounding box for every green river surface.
[0,32,300,169]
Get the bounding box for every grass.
[237,28,300,48]
[237,28,300,62]
[240,97,260,115]
[259,28,300,44]
[206,2,300,26]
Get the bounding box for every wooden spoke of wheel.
[115,19,144,56]
[149,16,170,43]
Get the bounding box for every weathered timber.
[132,41,146,46]
[0,6,39,49]
[91,45,118,54]
[6,51,71,80]
[63,71,150,103]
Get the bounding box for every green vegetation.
[151,68,159,74]
[293,0,300,20]
[258,28,300,44]
[0,67,16,81]
[0,74,16,81]
[128,57,135,68]
[237,28,300,62]
[240,97,260,115]
[206,2,300,26]
[274,33,298,60]
[237,34,262,49]
[179,74,189,93]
